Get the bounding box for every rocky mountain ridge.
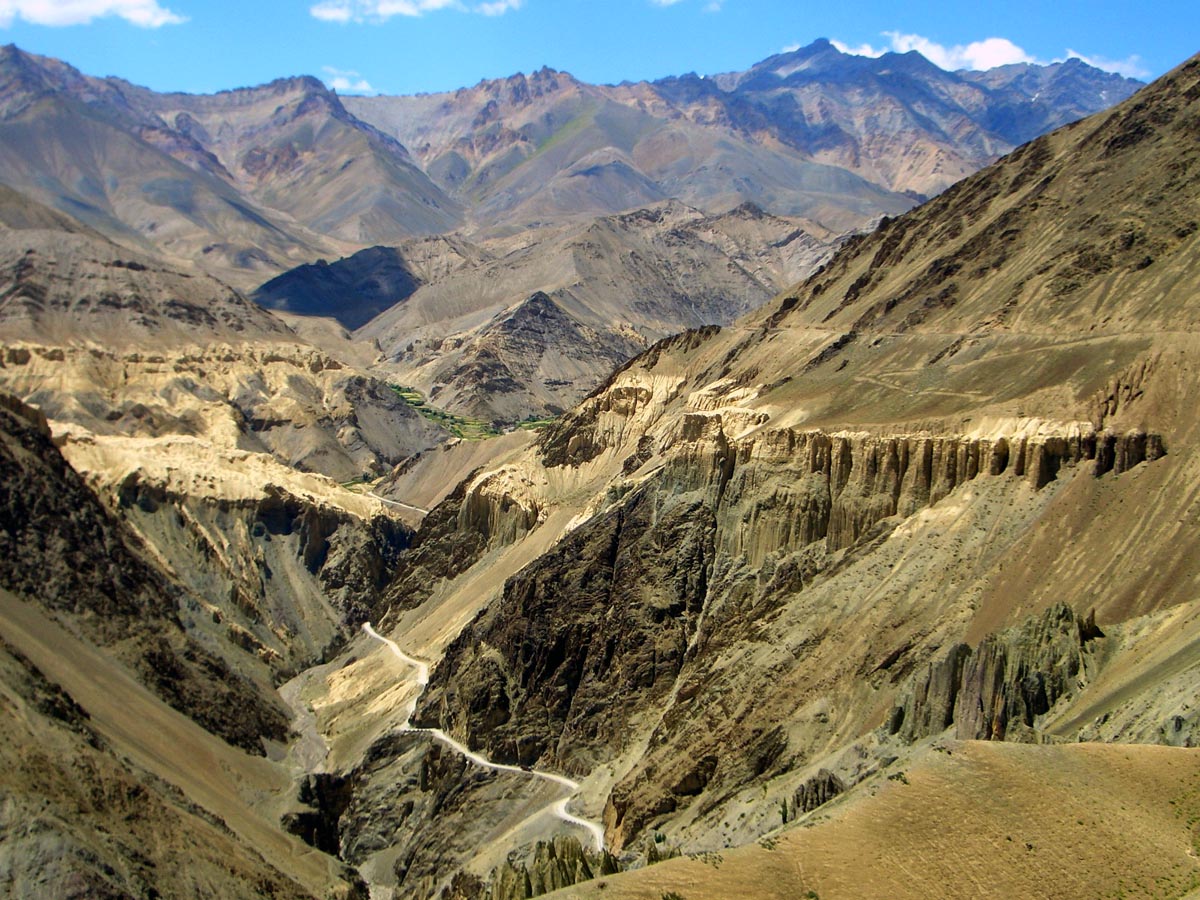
[0,41,1139,295]
[0,43,460,288]
[348,39,1141,233]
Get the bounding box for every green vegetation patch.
[517,415,558,431]
[390,384,501,440]
[390,385,560,439]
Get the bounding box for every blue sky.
[0,0,1195,96]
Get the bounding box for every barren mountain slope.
[0,184,293,344]
[307,53,1200,898]
[551,741,1200,900]
[347,40,1140,233]
[254,244,424,330]
[0,627,351,900]
[0,45,460,288]
[350,201,835,421]
[123,74,462,244]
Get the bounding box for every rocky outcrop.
[722,423,1165,562]
[425,291,639,422]
[115,471,411,673]
[284,728,578,900]
[483,836,618,900]
[403,412,1163,849]
[376,477,498,622]
[539,326,719,469]
[404,401,1174,847]
[793,768,846,815]
[889,603,1105,744]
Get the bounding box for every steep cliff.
[0,391,287,751]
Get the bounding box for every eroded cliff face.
[407,401,1166,852]
[111,470,411,677]
[0,341,444,483]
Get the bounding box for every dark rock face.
[889,603,1105,743]
[794,768,846,815]
[283,774,355,856]
[376,478,493,623]
[253,246,423,330]
[415,483,717,772]
[0,393,163,621]
[0,392,288,752]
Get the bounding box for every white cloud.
[825,32,1147,78]
[477,0,521,14]
[0,0,185,27]
[649,0,687,5]
[829,39,884,58]
[311,0,523,21]
[881,31,1034,70]
[1063,48,1149,80]
[322,65,374,93]
[311,2,354,21]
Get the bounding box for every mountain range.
[347,39,1140,233]
[0,40,1139,286]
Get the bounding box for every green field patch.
[390,384,502,440]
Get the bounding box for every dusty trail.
[367,492,430,515]
[362,622,607,852]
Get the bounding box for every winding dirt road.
[362,623,606,852]
[367,493,430,516]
